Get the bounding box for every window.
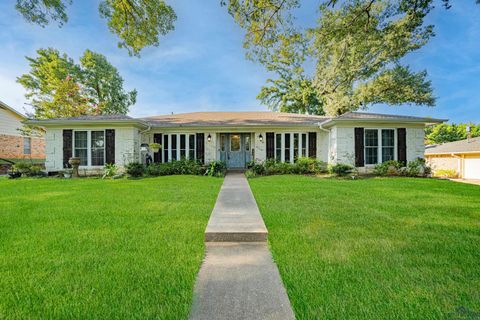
[293,133,299,162]
[275,134,282,161]
[284,133,291,163]
[189,135,195,160]
[365,129,378,165]
[230,134,240,151]
[382,129,395,162]
[245,135,250,151]
[171,135,177,160]
[23,137,31,155]
[74,131,88,166]
[301,134,307,157]
[91,131,105,166]
[180,134,186,159]
[163,135,169,162]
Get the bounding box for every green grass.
[249,176,480,319]
[0,176,223,319]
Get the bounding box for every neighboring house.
[0,100,45,161]
[425,137,480,179]
[25,111,444,173]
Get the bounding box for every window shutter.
[196,133,205,164]
[397,128,407,165]
[266,132,274,159]
[153,133,162,163]
[105,129,115,164]
[63,129,72,168]
[354,128,365,167]
[308,132,317,158]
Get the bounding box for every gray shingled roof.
[141,112,329,127]
[425,137,480,155]
[332,112,445,122]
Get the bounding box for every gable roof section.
[425,137,480,155]
[0,100,25,119]
[141,112,329,127]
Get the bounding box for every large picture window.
[161,133,197,162]
[73,130,105,166]
[364,128,396,165]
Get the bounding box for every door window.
[230,134,240,151]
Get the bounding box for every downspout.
[317,122,331,164]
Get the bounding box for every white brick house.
[25,111,444,172]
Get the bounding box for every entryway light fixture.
[207,134,212,142]
[259,134,263,142]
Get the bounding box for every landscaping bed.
[0,176,223,319]
[250,176,480,319]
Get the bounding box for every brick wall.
[0,134,45,160]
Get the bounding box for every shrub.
[328,163,354,176]
[400,158,431,177]
[293,157,328,174]
[205,161,227,177]
[125,162,145,177]
[434,169,458,178]
[12,162,45,177]
[373,160,403,176]
[103,163,118,179]
[145,159,204,176]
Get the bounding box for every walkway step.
[189,242,295,320]
[205,172,268,242]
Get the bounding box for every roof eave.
[0,101,26,119]
[320,117,447,128]
[24,119,150,129]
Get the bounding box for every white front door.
[464,158,480,179]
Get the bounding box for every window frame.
[23,137,31,155]
[364,128,397,166]
[72,129,106,167]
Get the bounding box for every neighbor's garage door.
[464,158,480,179]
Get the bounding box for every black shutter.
[308,132,317,158]
[153,133,162,163]
[105,129,115,164]
[354,128,365,167]
[63,129,72,168]
[196,133,205,164]
[266,132,274,159]
[397,128,407,165]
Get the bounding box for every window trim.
[23,137,31,155]
[363,128,397,166]
[72,129,106,168]
[273,132,310,164]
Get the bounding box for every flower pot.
[68,157,81,177]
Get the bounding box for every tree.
[15,0,176,56]
[17,48,136,119]
[226,0,477,115]
[425,123,480,145]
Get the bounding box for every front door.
[220,133,251,168]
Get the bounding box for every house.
[425,137,480,179]
[0,100,45,162]
[25,111,445,173]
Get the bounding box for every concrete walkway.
[189,172,295,320]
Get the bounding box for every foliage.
[125,162,145,177]
[373,160,404,176]
[433,169,458,178]
[425,123,480,144]
[205,161,227,177]
[17,48,136,119]
[328,163,354,176]
[102,163,118,179]
[246,158,327,177]
[399,157,431,177]
[145,159,205,176]
[227,0,449,115]
[12,162,45,177]
[15,0,176,56]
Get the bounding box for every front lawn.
[0,176,223,319]
[249,176,480,319]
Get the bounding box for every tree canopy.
[426,123,480,145]
[17,48,136,119]
[15,0,176,56]
[226,0,477,116]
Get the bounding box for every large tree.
[226,0,477,115]
[15,0,176,56]
[17,48,136,119]
[425,123,480,145]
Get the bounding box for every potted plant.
[149,143,161,153]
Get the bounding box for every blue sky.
[0,1,478,122]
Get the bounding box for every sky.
[0,0,478,123]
